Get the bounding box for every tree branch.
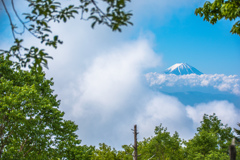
[11,0,38,39]
[23,145,34,157]
[148,154,155,160]
[90,0,112,23]
[19,138,28,152]
[1,0,16,39]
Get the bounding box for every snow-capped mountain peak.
[165,63,203,75]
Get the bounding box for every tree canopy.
[135,124,184,160]
[195,0,240,36]
[185,114,233,160]
[235,123,240,142]
[0,55,95,159]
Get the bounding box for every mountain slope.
[165,63,203,75]
[163,91,240,108]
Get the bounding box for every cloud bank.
[137,96,239,141]
[146,73,240,95]
[71,39,161,119]
[53,38,239,148]
[186,100,239,127]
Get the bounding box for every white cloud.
[71,39,161,119]
[54,38,164,148]
[137,96,240,142]
[136,93,195,140]
[186,100,239,127]
[146,73,240,95]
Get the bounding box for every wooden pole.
[229,138,236,160]
[133,124,138,160]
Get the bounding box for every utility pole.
[132,124,138,160]
[229,138,236,160]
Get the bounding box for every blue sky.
[153,16,240,75]
[128,3,240,75]
[0,0,240,149]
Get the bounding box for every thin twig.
[148,154,155,160]
[23,145,34,157]
[90,0,112,23]
[1,0,16,39]
[19,138,28,152]
[11,0,24,35]
[11,0,38,38]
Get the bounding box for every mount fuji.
[146,63,240,109]
[164,63,203,75]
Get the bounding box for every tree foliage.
[235,123,240,142]
[91,143,119,160]
[0,0,132,71]
[136,124,184,160]
[185,114,233,159]
[117,124,184,160]
[195,0,240,36]
[0,55,94,159]
[234,123,240,160]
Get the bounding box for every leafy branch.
[0,0,133,71]
[195,0,240,36]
